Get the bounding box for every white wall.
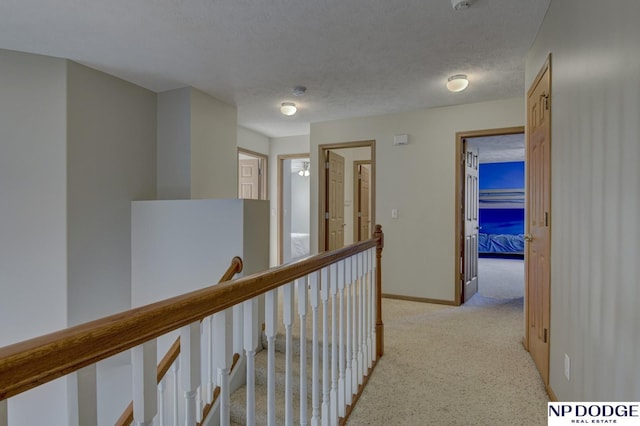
[157,88,191,199]
[290,170,310,234]
[66,61,157,326]
[0,48,69,425]
[526,0,640,400]
[190,88,237,199]
[268,135,311,266]
[310,98,524,301]
[238,126,269,156]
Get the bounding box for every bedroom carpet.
[347,259,549,425]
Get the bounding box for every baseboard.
[382,293,457,306]
[546,384,558,401]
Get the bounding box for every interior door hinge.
[325,162,330,169]
[544,328,548,343]
[545,212,549,227]
[325,211,329,220]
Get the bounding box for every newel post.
[373,224,384,357]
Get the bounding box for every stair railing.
[115,256,244,426]
[0,225,384,426]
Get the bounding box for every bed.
[290,232,310,259]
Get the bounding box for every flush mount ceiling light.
[446,74,469,92]
[280,102,297,116]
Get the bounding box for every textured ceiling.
[0,0,550,137]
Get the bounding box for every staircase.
[230,333,318,425]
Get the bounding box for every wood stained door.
[238,158,261,199]
[463,143,479,303]
[326,151,345,250]
[357,164,371,241]
[526,59,551,386]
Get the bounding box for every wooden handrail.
[115,256,243,426]
[0,231,383,401]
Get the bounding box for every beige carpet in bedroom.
[347,258,549,426]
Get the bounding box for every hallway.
[348,260,547,425]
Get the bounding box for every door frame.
[318,140,376,252]
[238,148,269,200]
[353,160,372,242]
[278,153,310,264]
[454,126,525,305]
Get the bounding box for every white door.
[463,143,479,302]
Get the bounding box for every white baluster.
[158,379,166,426]
[133,340,158,426]
[233,304,244,356]
[207,316,215,403]
[363,251,371,370]
[321,267,330,426]
[244,298,259,426]
[368,248,375,365]
[345,257,353,405]
[213,308,233,426]
[298,276,309,426]
[265,289,278,426]
[172,359,179,426]
[351,256,359,395]
[329,263,338,424]
[181,323,201,426]
[284,282,294,426]
[0,399,6,426]
[337,260,346,417]
[358,253,365,385]
[196,387,203,424]
[310,271,321,426]
[371,248,377,364]
[68,364,97,426]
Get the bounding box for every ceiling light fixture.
[280,102,297,116]
[298,162,310,177]
[446,74,469,92]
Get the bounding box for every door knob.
[524,234,534,242]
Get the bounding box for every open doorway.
[318,141,375,252]
[238,148,268,200]
[278,154,311,264]
[456,128,525,304]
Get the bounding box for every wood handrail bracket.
[0,231,384,404]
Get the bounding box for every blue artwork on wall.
[478,161,525,254]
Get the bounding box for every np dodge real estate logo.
[548,402,640,425]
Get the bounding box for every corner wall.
[310,99,524,301]
[66,61,157,325]
[0,48,69,426]
[526,0,640,400]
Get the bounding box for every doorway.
[318,141,375,252]
[238,148,268,200]
[455,127,526,305]
[278,154,311,264]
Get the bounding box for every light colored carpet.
[347,259,549,425]
[478,257,525,300]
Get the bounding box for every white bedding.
[291,232,310,259]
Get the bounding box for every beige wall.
[157,88,191,199]
[238,126,270,156]
[190,88,237,199]
[526,0,640,400]
[311,98,524,301]
[66,61,157,326]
